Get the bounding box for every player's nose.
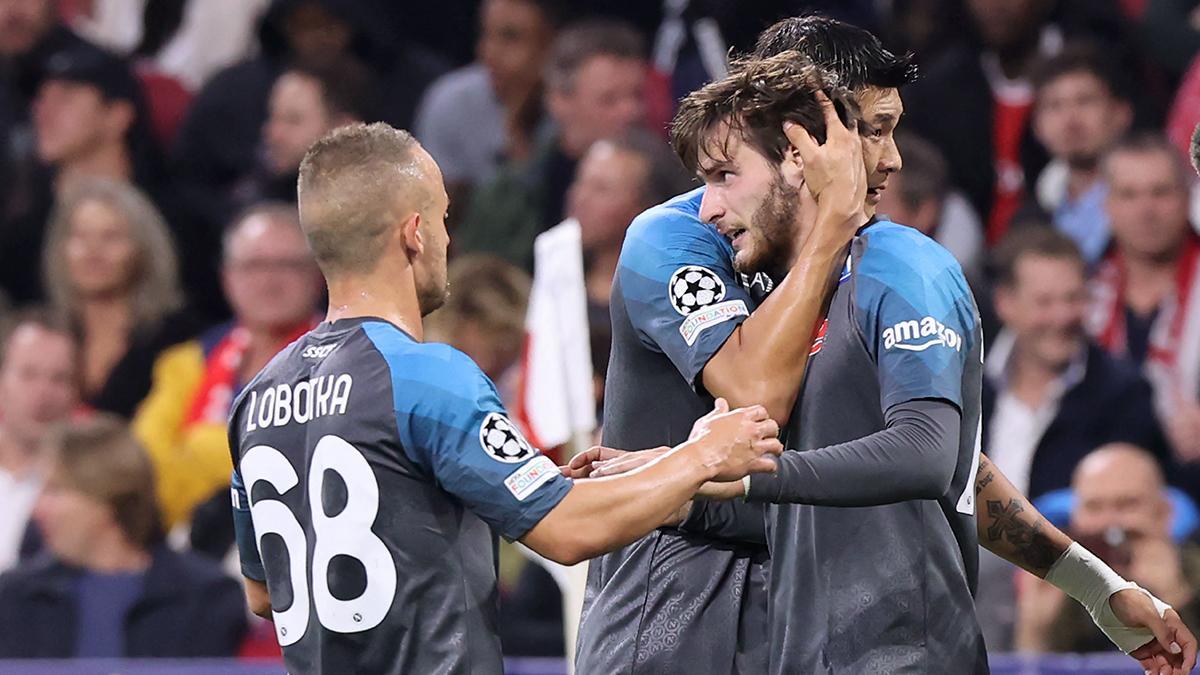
[699,189,725,225]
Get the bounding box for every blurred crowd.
[3,0,1200,663]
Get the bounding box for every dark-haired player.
[577,14,1196,675]
[224,122,784,675]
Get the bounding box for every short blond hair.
[297,122,429,275]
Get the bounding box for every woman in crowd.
[42,177,199,418]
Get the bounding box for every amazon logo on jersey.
[882,316,963,352]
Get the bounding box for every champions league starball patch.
[479,412,536,463]
[669,265,726,315]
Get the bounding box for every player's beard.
[737,171,802,278]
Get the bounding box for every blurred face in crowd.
[1105,148,1191,262]
[222,214,322,332]
[0,0,53,57]
[568,141,649,254]
[0,324,77,451]
[995,253,1089,371]
[856,86,904,215]
[33,460,120,566]
[967,0,1052,52]
[697,119,810,277]
[478,0,553,103]
[877,174,941,236]
[64,198,139,299]
[264,72,339,176]
[547,54,645,158]
[32,80,132,165]
[1071,445,1171,541]
[283,1,351,62]
[1033,71,1131,169]
[409,149,452,316]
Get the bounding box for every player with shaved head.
[226,123,785,674]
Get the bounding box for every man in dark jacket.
[0,416,246,658]
[983,226,1167,499]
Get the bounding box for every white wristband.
[742,475,751,499]
[1044,542,1172,653]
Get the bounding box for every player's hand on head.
[1113,589,1197,675]
[783,90,867,241]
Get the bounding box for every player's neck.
[325,273,425,342]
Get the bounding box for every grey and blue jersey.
[688,220,988,674]
[577,188,770,675]
[759,220,986,673]
[229,317,571,675]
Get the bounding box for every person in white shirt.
[0,311,79,572]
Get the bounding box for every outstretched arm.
[522,402,780,565]
[976,454,1196,675]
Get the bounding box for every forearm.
[747,399,958,506]
[702,237,845,423]
[975,453,1073,578]
[679,498,768,545]
[522,442,714,565]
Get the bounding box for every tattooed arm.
[974,453,1071,577]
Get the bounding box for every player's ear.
[780,144,805,190]
[400,212,425,256]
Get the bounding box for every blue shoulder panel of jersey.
[616,187,753,388]
[852,220,979,412]
[361,321,571,541]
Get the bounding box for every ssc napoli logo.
[479,412,535,463]
[669,266,726,315]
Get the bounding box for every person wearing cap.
[3,43,225,320]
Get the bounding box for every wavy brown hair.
[670,50,860,175]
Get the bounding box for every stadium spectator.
[455,19,647,270]
[132,203,320,532]
[903,0,1056,243]
[1015,443,1200,652]
[0,0,96,117]
[1022,45,1133,264]
[1,42,158,305]
[171,0,447,229]
[415,0,559,211]
[42,177,199,418]
[234,55,372,208]
[976,227,1170,649]
[0,311,78,573]
[0,415,247,658]
[1088,133,1200,464]
[985,226,1167,500]
[425,254,530,409]
[567,129,694,306]
[877,131,987,283]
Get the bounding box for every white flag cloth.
[516,218,597,451]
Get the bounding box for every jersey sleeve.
[230,468,266,581]
[853,227,980,413]
[616,199,753,390]
[387,344,573,541]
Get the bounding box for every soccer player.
[577,15,1196,675]
[224,123,785,675]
